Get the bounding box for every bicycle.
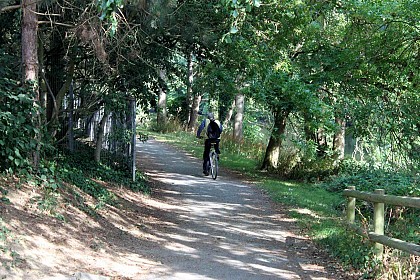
[207,142,219,180]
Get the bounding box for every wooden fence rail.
[343,186,420,258]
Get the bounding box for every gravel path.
[136,139,344,280]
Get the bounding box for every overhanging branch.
[0,4,21,13]
[38,21,74,28]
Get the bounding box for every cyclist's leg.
[210,150,218,180]
[203,140,211,174]
[214,139,221,154]
[214,139,221,160]
[214,152,218,179]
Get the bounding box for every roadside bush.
[221,128,265,161]
[320,159,419,279]
[150,117,183,133]
[272,139,339,181]
[58,144,149,196]
[0,49,51,173]
[11,142,150,216]
[0,78,40,172]
[322,159,419,196]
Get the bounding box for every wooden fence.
[343,186,420,258]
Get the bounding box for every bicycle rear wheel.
[210,151,218,180]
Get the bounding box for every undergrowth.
[319,160,419,279]
[2,143,150,219]
[56,145,149,211]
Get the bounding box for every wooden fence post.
[347,186,356,224]
[373,189,385,259]
[129,97,136,182]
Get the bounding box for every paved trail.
[136,139,343,280]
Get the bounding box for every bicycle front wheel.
[210,152,218,180]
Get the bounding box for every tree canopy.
[0,0,418,171]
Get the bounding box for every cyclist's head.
[207,112,215,121]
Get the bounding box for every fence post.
[129,97,136,182]
[346,186,356,224]
[373,189,385,259]
[68,81,75,152]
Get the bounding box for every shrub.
[272,139,339,181]
[0,78,40,172]
[320,160,419,279]
[150,117,184,133]
[322,159,419,196]
[221,128,265,161]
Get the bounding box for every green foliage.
[0,75,40,172]
[313,220,376,271]
[57,146,149,210]
[273,138,339,181]
[97,0,124,36]
[61,165,117,210]
[240,100,272,144]
[220,128,265,163]
[322,159,419,196]
[0,185,10,204]
[107,127,132,145]
[320,160,419,277]
[166,88,189,123]
[219,0,261,42]
[150,117,184,134]
[11,142,150,216]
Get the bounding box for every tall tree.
[157,68,168,126]
[21,0,40,167]
[333,116,345,161]
[233,93,244,141]
[94,110,110,163]
[261,109,290,170]
[188,93,202,132]
[185,51,194,127]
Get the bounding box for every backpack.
[207,120,221,139]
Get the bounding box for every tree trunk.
[22,0,39,167]
[303,114,316,142]
[261,110,289,170]
[223,98,235,128]
[316,128,328,157]
[68,82,75,152]
[185,51,194,126]
[333,117,345,161]
[46,59,75,136]
[22,0,38,84]
[94,110,110,163]
[233,93,244,141]
[157,88,167,125]
[187,94,202,132]
[157,68,167,126]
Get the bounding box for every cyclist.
[196,112,223,176]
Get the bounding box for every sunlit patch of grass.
[259,177,383,272]
[262,179,343,216]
